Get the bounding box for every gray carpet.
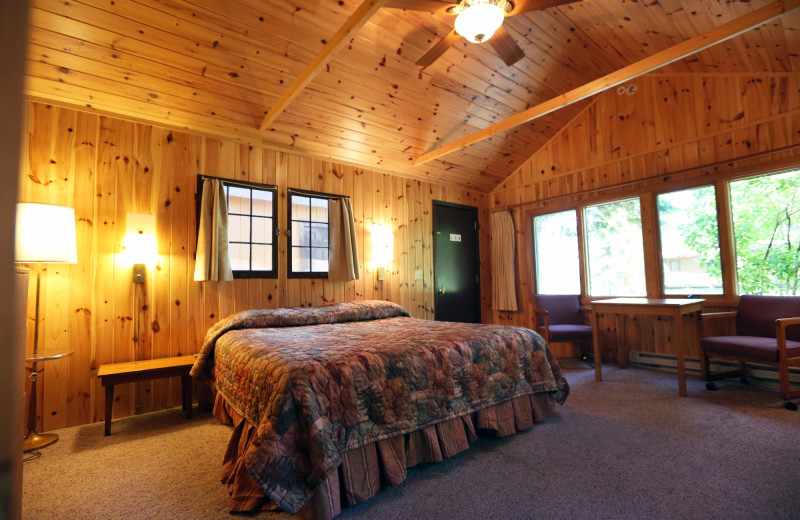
[22,361,800,520]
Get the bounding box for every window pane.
[310,198,328,222]
[533,210,580,294]
[292,196,310,220]
[252,190,273,217]
[228,187,250,214]
[229,243,250,271]
[252,216,270,244]
[292,246,311,272]
[311,247,328,272]
[657,186,723,295]
[292,221,310,247]
[730,169,800,295]
[228,214,249,243]
[265,217,274,244]
[252,244,272,271]
[310,223,329,247]
[584,198,646,296]
[212,179,276,277]
[288,192,330,276]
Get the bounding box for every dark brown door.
[433,201,480,323]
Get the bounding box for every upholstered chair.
[699,295,800,410]
[533,294,593,363]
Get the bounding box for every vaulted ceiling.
[25,0,800,192]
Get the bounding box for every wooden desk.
[591,298,705,397]
[97,355,196,436]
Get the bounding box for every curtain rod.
[490,142,800,214]
[198,174,277,191]
[288,187,350,201]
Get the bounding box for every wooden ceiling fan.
[386,0,579,67]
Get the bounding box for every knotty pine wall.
[487,73,800,360]
[18,100,488,430]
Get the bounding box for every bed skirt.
[213,391,558,519]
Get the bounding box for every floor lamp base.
[23,428,58,453]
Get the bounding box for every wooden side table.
[24,351,74,452]
[97,355,197,436]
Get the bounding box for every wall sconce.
[371,224,393,281]
[123,213,157,284]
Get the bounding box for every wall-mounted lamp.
[371,224,393,281]
[122,213,157,284]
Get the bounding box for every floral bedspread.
[191,300,569,514]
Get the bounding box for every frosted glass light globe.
[454,2,505,43]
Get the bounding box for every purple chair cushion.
[534,294,583,325]
[701,335,800,363]
[736,295,800,341]
[548,324,593,342]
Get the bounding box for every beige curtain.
[491,210,518,311]
[193,178,233,282]
[328,198,360,282]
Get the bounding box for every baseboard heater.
[630,351,800,388]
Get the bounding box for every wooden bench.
[97,355,196,436]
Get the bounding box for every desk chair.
[533,294,593,364]
[700,295,800,410]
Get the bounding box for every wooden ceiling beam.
[258,0,387,132]
[413,0,800,166]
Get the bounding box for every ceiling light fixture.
[454,0,508,44]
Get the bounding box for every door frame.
[432,200,481,323]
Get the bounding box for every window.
[533,209,581,294]
[657,186,723,295]
[584,198,646,296]
[729,168,800,295]
[197,176,278,279]
[288,190,330,277]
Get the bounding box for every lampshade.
[123,212,158,267]
[15,203,78,264]
[371,224,393,267]
[454,0,505,44]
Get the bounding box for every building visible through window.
[288,190,330,278]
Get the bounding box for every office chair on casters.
[699,295,800,411]
[533,294,593,366]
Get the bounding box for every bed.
[191,300,569,519]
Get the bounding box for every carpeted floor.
[22,361,800,520]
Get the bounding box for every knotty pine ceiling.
[25,0,800,192]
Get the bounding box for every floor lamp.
[15,202,78,452]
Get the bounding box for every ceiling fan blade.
[489,25,525,66]
[508,0,580,15]
[416,28,462,67]
[384,0,456,15]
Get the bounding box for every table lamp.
[15,202,78,452]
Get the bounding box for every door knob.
[438,289,445,294]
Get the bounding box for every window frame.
[196,175,278,280]
[582,196,648,298]
[286,187,345,279]
[654,184,724,297]
[726,168,800,296]
[527,161,800,304]
[527,191,720,300]
[531,208,583,295]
